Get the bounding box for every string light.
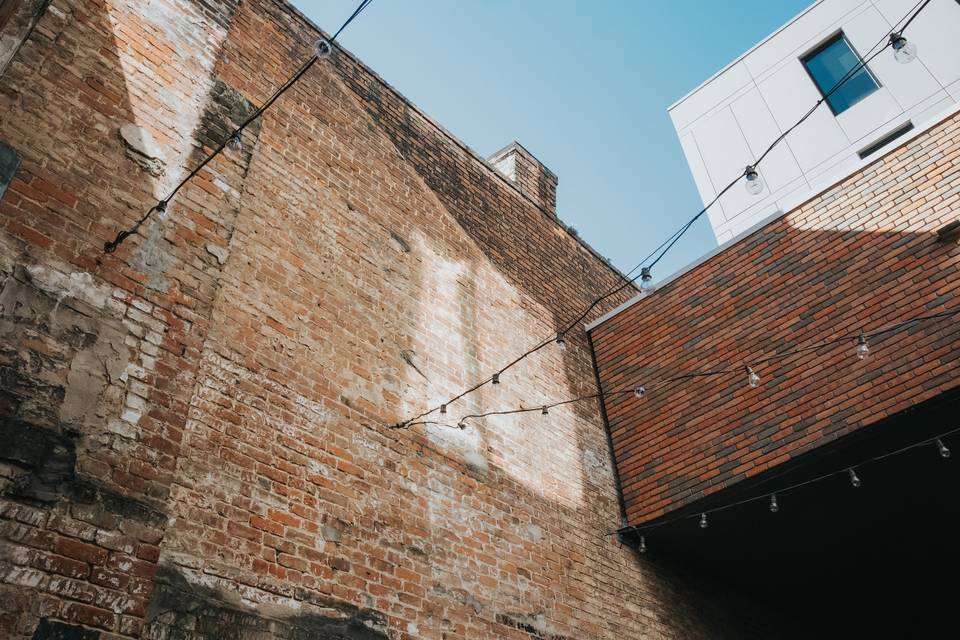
[848,468,861,488]
[155,200,169,220]
[439,404,447,419]
[640,267,654,293]
[387,0,933,430]
[615,423,960,544]
[102,0,375,254]
[699,513,708,529]
[638,535,647,553]
[744,165,764,195]
[541,406,549,415]
[556,333,566,351]
[315,38,333,59]
[856,333,870,360]
[396,306,959,431]
[936,438,950,459]
[226,132,243,153]
[890,32,917,64]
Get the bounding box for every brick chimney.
[488,142,558,215]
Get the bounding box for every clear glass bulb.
[937,439,951,459]
[634,385,646,399]
[457,421,467,430]
[155,200,169,220]
[891,35,917,64]
[746,366,761,388]
[769,494,779,513]
[639,535,647,553]
[315,38,332,59]
[541,406,549,415]
[848,468,861,488]
[439,404,447,419]
[491,373,500,386]
[556,334,566,351]
[699,513,708,529]
[640,267,654,293]
[227,133,243,153]
[856,334,870,360]
[745,166,764,195]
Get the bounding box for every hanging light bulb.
[745,366,761,388]
[848,468,861,488]
[457,421,467,430]
[541,406,549,415]
[638,535,647,554]
[936,438,951,459]
[744,165,764,195]
[155,200,169,220]
[889,33,917,64]
[856,333,870,360]
[556,333,566,351]
[439,404,447,420]
[699,513,709,529]
[769,494,779,513]
[640,267,654,293]
[491,373,500,386]
[315,38,333,59]
[226,132,243,153]
[633,385,646,399]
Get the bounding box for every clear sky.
[292,0,812,280]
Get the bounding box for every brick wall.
[0,0,777,638]
[591,110,960,525]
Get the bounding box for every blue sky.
[293,0,811,280]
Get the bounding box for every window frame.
[800,31,881,116]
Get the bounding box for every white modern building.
[670,0,960,244]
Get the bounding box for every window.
[802,33,879,114]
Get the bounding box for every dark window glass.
[802,34,879,114]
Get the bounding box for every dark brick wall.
[591,110,960,525]
[0,0,778,638]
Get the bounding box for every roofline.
[667,0,824,113]
[586,100,960,332]
[272,0,632,286]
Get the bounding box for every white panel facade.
[669,0,960,243]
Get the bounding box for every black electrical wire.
[405,305,959,431]
[898,0,932,34]
[652,0,928,270]
[610,421,960,539]
[392,0,935,429]
[102,0,375,254]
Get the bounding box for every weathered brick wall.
[591,110,960,525]
[0,1,777,638]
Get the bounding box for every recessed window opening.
[802,33,880,115]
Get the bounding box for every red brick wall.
[591,110,960,526]
[0,1,776,638]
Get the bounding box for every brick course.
[0,0,778,638]
[591,109,960,526]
